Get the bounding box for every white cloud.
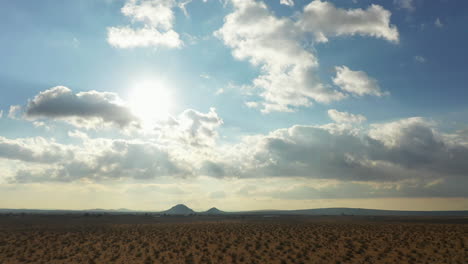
[107,0,182,49]
[435,18,443,28]
[14,85,225,150]
[215,88,224,95]
[3,110,468,199]
[8,105,21,119]
[0,110,3,118]
[280,0,293,6]
[122,0,175,29]
[298,0,399,43]
[328,109,366,124]
[414,55,426,63]
[333,66,387,97]
[219,117,468,185]
[156,108,223,147]
[216,0,397,112]
[23,86,140,129]
[1,106,223,183]
[107,26,182,48]
[12,138,190,183]
[200,74,211,79]
[365,118,468,179]
[215,0,347,113]
[368,117,433,148]
[5,83,467,199]
[33,121,51,131]
[393,0,414,11]
[68,130,89,141]
[178,0,193,17]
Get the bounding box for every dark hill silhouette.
[202,207,225,215]
[162,204,195,215]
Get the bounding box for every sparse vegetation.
[0,215,466,263]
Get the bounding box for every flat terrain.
[0,215,466,264]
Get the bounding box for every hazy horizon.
[2,201,468,213]
[1,0,467,211]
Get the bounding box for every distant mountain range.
[160,205,226,215]
[1,204,467,216]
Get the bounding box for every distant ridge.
[162,204,195,215]
[1,206,467,216]
[237,207,468,216]
[87,208,133,212]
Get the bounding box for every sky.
[0,0,467,211]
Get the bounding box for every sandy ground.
[0,215,466,263]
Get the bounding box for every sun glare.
[128,79,173,128]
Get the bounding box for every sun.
[128,79,173,128]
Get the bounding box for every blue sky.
[0,0,467,211]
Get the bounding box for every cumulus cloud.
[215,0,346,113]
[107,0,182,49]
[89,140,187,180]
[365,118,468,178]
[5,86,467,197]
[230,125,400,181]
[4,88,226,183]
[209,117,468,187]
[20,87,223,135]
[216,0,397,112]
[0,136,73,164]
[4,114,468,199]
[368,117,432,148]
[298,0,399,43]
[11,137,190,183]
[280,0,293,6]
[333,66,387,97]
[3,108,224,183]
[328,109,366,124]
[157,108,223,147]
[23,86,139,129]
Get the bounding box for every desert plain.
[0,214,466,264]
